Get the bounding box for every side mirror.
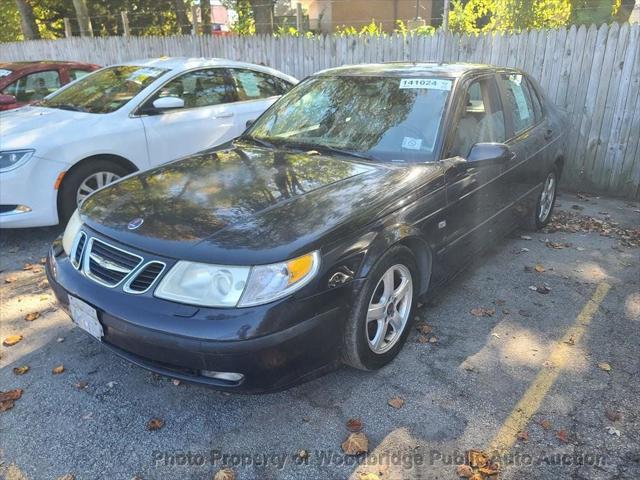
[467,143,514,167]
[245,119,255,129]
[152,96,185,111]
[0,94,17,106]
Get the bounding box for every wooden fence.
[2,23,639,198]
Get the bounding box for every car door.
[440,73,508,267]
[3,69,61,107]
[226,68,294,134]
[497,72,548,212]
[138,68,239,166]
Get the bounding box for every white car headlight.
[0,149,34,172]
[154,251,320,308]
[62,209,82,255]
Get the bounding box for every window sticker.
[399,78,452,91]
[511,84,531,121]
[127,67,165,84]
[402,137,423,150]
[0,69,12,78]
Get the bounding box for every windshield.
[39,65,168,114]
[247,75,452,163]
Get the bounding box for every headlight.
[238,251,320,307]
[0,149,34,172]
[154,251,320,308]
[62,209,82,255]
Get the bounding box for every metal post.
[64,17,72,38]
[296,2,303,31]
[442,0,450,31]
[120,11,130,36]
[416,0,420,19]
[191,4,199,35]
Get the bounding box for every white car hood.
[0,106,101,152]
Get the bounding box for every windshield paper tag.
[402,137,423,150]
[0,69,12,77]
[399,78,452,90]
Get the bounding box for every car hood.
[0,106,99,151]
[81,143,443,264]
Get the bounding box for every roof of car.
[314,62,507,78]
[118,57,278,72]
[0,60,95,70]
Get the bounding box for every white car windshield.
[247,75,452,163]
[39,65,168,114]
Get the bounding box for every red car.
[0,61,100,111]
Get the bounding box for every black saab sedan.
[46,63,567,393]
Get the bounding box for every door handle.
[215,112,234,119]
[544,129,553,140]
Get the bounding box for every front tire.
[58,159,130,225]
[342,246,418,371]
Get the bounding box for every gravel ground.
[0,191,639,480]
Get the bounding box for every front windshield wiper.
[283,141,378,162]
[238,135,276,149]
[42,103,87,112]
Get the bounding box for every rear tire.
[342,245,418,371]
[523,167,558,231]
[58,159,130,225]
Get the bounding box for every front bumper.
[45,235,361,393]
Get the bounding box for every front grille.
[71,232,87,269]
[84,238,142,287]
[124,261,165,293]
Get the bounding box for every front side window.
[230,69,292,101]
[248,75,452,163]
[525,77,544,124]
[448,76,506,158]
[150,68,234,109]
[5,70,61,102]
[501,73,535,134]
[39,65,168,114]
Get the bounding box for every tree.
[1,0,23,42]
[175,0,191,34]
[72,0,93,36]
[249,0,275,34]
[14,0,40,39]
[200,0,211,34]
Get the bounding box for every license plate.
[68,295,103,340]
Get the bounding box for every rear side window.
[500,73,535,134]
[151,68,235,109]
[229,69,292,101]
[5,70,61,102]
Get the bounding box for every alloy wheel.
[76,171,121,206]
[538,171,556,223]
[366,264,413,354]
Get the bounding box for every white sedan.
[0,57,297,228]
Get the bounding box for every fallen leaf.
[359,474,381,480]
[517,431,529,442]
[605,409,622,422]
[470,475,483,480]
[147,418,165,431]
[428,336,438,343]
[40,257,47,264]
[415,322,432,334]
[0,400,16,412]
[605,426,621,436]
[24,311,40,322]
[546,241,567,249]
[0,389,23,402]
[556,430,569,443]
[75,381,88,390]
[470,307,495,317]
[171,379,181,386]
[13,366,29,375]
[2,335,23,347]
[213,468,236,480]
[518,309,532,317]
[468,450,489,468]
[387,396,405,409]
[23,263,35,271]
[52,365,65,375]
[4,276,17,283]
[341,432,369,455]
[543,360,555,369]
[534,264,545,273]
[297,449,309,460]
[535,285,551,294]
[418,335,430,344]
[455,464,474,478]
[520,235,532,240]
[540,419,552,430]
[598,362,612,372]
[479,464,500,476]
[56,475,75,480]
[346,418,363,432]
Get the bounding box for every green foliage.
[0,0,23,42]
[228,0,255,35]
[394,19,437,36]
[448,0,573,33]
[335,20,385,37]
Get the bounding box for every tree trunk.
[14,0,40,40]
[630,0,640,23]
[250,0,274,34]
[72,0,93,37]
[200,0,211,34]
[175,0,191,34]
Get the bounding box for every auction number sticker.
[0,69,12,78]
[399,78,452,90]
